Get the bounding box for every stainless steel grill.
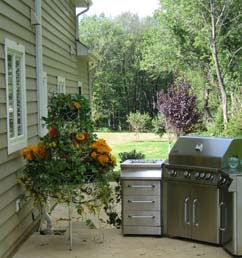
[163,136,242,255]
[121,160,163,236]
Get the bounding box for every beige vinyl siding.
[42,0,90,99]
[0,0,39,257]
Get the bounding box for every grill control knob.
[205,173,211,180]
[200,172,205,179]
[171,170,177,177]
[210,175,214,181]
[222,178,227,184]
[184,171,190,178]
[195,172,200,179]
[219,175,223,182]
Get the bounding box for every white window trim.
[5,38,27,154]
[39,72,48,137]
[57,76,66,94]
[78,81,82,95]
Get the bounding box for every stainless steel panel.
[168,136,242,169]
[122,180,160,196]
[220,190,232,245]
[223,175,242,256]
[191,185,220,244]
[123,225,161,235]
[123,211,161,226]
[123,195,160,211]
[166,182,191,238]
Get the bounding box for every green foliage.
[119,149,145,162]
[225,111,242,137]
[152,114,166,137]
[127,112,151,133]
[20,94,118,227]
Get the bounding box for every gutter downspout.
[35,0,52,233]
[75,4,92,110]
[35,0,47,137]
[76,4,90,41]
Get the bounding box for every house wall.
[42,0,90,99]
[0,1,39,258]
[0,1,90,257]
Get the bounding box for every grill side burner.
[121,160,163,236]
[163,136,242,247]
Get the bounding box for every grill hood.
[168,136,242,169]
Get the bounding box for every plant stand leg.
[68,202,72,250]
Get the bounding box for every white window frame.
[5,39,27,154]
[57,76,66,94]
[78,81,82,96]
[39,72,48,137]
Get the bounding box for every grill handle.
[192,198,199,227]
[128,215,155,219]
[220,202,227,231]
[128,184,155,188]
[128,200,155,203]
[184,197,190,225]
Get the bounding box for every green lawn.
[96,132,170,172]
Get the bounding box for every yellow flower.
[90,138,112,153]
[73,102,81,109]
[97,154,109,165]
[76,133,85,141]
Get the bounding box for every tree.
[156,77,201,137]
[127,111,150,138]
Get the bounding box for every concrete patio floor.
[13,203,232,258]
[13,226,232,258]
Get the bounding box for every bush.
[152,114,166,137]
[127,112,151,133]
[119,149,145,162]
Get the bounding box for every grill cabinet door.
[167,182,192,238]
[191,185,220,243]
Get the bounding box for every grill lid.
[168,136,242,169]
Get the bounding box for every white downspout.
[35,0,47,137]
[35,0,52,234]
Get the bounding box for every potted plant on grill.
[19,93,117,235]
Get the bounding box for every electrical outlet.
[16,199,21,213]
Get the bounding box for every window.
[5,39,27,154]
[78,81,82,96]
[39,72,48,136]
[57,76,66,93]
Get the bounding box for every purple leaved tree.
[156,77,201,151]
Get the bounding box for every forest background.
[80,0,242,137]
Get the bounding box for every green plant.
[127,112,151,134]
[119,149,145,162]
[152,114,166,137]
[19,94,118,230]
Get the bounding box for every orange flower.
[22,145,38,161]
[91,151,97,158]
[97,154,109,165]
[90,138,112,153]
[37,143,47,158]
[111,155,117,165]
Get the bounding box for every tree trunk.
[210,1,228,127]
[204,88,214,122]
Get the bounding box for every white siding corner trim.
[5,38,27,154]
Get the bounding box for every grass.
[96,132,170,172]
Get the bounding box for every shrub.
[127,112,151,133]
[119,149,145,162]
